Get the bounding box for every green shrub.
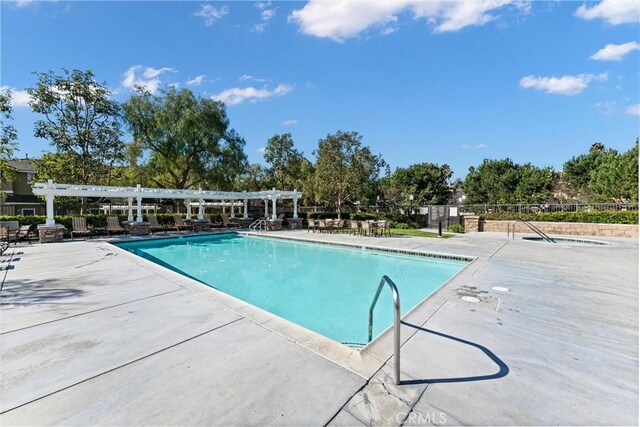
[448,224,465,233]
[480,211,638,224]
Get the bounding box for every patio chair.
[71,217,92,240]
[334,219,345,233]
[106,217,127,236]
[381,220,391,237]
[307,219,316,233]
[349,219,360,236]
[361,220,371,237]
[17,224,37,244]
[317,219,327,233]
[220,213,240,228]
[0,221,20,244]
[173,215,193,233]
[147,215,167,234]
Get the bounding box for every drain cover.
[461,296,480,303]
[491,286,510,292]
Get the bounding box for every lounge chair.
[147,215,167,233]
[203,214,223,228]
[173,215,193,233]
[106,217,127,236]
[220,213,240,228]
[71,217,92,240]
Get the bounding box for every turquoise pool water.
[115,234,468,346]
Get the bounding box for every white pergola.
[32,180,302,227]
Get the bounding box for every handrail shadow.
[399,321,509,385]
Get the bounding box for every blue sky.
[2,0,639,179]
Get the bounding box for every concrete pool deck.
[0,231,637,425]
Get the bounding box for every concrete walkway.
[0,231,637,425]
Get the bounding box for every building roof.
[7,158,36,173]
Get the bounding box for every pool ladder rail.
[249,219,267,232]
[507,219,556,243]
[368,275,401,385]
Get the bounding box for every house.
[1,157,44,216]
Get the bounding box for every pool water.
[115,234,468,346]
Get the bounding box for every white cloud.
[186,75,205,86]
[626,104,640,116]
[0,86,31,108]
[121,65,175,94]
[594,101,617,116]
[282,119,298,126]
[239,74,266,82]
[253,1,277,33]
[288,0,524,42]
[590,42,639,61]
[257,146,266,153]
[476,144,487,149]
[519,73,608,96]
[194,4,229,26]
[575,0,639,25]
[212,84,293,105]
[252,23,268,33]
[14,0,34,8]
[460,144,470,149]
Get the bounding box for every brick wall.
[463,216,637,238]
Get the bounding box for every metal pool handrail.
[368,275,401,385]
[507,219,556,243]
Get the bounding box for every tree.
[237,163,269,192]
[0,89,18,190]
[123,87,247,192]
[264,133,305,190]
[463,158,554,204]
[313,131,386,219]
[32,152,83,213]
[388,162,453,206]
[591,140,638,202]
[562,142,612,197]
[28,69,124,212]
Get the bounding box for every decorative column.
[271,194,277,220]
[136,184,143,223]
[243,192,248,219]
[45,195,55,226]
[230,201,236,218]
[185,199,192,220]
[264,199,268,218]
[198,199,204,220]
[293,190,298,219]
[127,197,134,222]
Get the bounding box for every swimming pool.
[115,234,469,346]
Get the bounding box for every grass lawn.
[390,228,455,238]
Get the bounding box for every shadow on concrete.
[400,321,509,385]
[0,278,84,305]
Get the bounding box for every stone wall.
[462,216,637,238]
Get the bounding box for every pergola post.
[271,189,277,220]
[222,200,226,214]
[243,191,248,219]
[264,199,268,218]
[127,197,134,222]
[293,189,298,219]
[230,201,236,218]
[45,181,55,226]
[185,199,192,220]
[136,184,143,223]
[198,196,204,220]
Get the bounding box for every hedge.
[0,213,227,230]
[480,211,638,225]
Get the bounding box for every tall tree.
[28,70,124,191]
[123,87,247,191]
[562,142,613,197]
[313,130,386,219]
[0,89,18,190]
[591,140,639,202]
[463,158,554,204]
[388,162,453,206]
[263,133,305,190]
